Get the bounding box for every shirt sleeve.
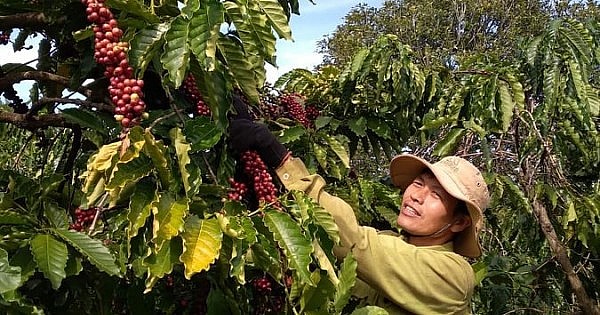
[275,157,474,314]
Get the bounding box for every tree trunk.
[531,198,600,315]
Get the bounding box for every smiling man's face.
[397,171,459,238]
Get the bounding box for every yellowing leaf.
[180,216,223,279]
[152,194,188,251]
[170,128,192,196]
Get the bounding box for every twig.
[147,109,185,130]
[88,193,109,235]
[0,111,76,130]
[202,152,219,184]
[13,132,35,168]
[31,97,114,115]
[0,71,92,97]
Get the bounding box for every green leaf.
[105,0,159,23]
[358,178,374,210]
[0,210,35,225]
[278,125,306,144]
[497,81,515,132]
[106,155,153,191]
[312,142,328,170]
[189,1,223,70]
[127,181,158,243]
[170,128,193,196]
[160,16,191,87]
[433,128,465,157]
[300,270,335,312]
[348,117,367,137]
[304,197,339,244]
[180,0,200,18]
[217,34,260,102]
[334,253,357,313]
[366,118,392,140]
[143,130,171,188]
[0,247,21,294]
[61,108,107,134]
[322,134,350,169]
[472,260,488,286]
[152,193,188,251]
[315,116,332,130]
[184,117,223,152]
[44,202,69,229]
[9,248,36,283]
[257,0,292,40]
[129,23,169,75]
[180,216,223,279]
[263,210,314,286]
[30,234,68,289]
[143,237,183,293]
[52,229,120,276]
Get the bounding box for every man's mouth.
[402,205,420,217]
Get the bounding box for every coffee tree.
[0,0,368,314]
[1,0,599,315]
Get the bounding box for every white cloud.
[267,51,323,83]
[1,34,40,101]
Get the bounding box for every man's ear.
[450,215,471,233]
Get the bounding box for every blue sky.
[0,1,383,99]
[267,0,383,82]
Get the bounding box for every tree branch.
[0,111,75,130]
[0,71,92,98]
[31,97,114,114]
[0,12,65,29]
[530,198,600,315]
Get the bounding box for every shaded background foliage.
[0,0,599,314]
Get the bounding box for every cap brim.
[389,154,482,258]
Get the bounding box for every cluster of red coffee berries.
[181,74,211,116]
[252,276,272,294]
[69,206,99,232]
[305,104,320,122]
[226,177,248,201]
[83,0,147,131]
[280,93,311,128]
[251,276,285,314]
[258,86,282,120]
[0,31,10,45]
[241,151,278,205]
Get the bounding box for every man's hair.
[454,201,469,218]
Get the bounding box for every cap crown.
[436,156,489,213]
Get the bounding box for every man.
[229,99,490,314]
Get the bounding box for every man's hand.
[228,95,289,169]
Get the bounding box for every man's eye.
[412,180,423,187]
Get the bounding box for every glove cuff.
[259,139,289,169]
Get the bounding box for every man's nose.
[410,187,427,203]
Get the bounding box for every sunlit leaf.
[263,210,314,286]
[152,193,188,251]
[180,216,223,279]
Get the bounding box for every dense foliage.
[0,0,599,314]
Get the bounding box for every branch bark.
[530,197,600,315]
[0,71,92,98]
[0,12,64,29]
[0,111,75,130]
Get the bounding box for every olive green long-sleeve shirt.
[276,157,475,314]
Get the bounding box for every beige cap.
[389,154,489,258]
